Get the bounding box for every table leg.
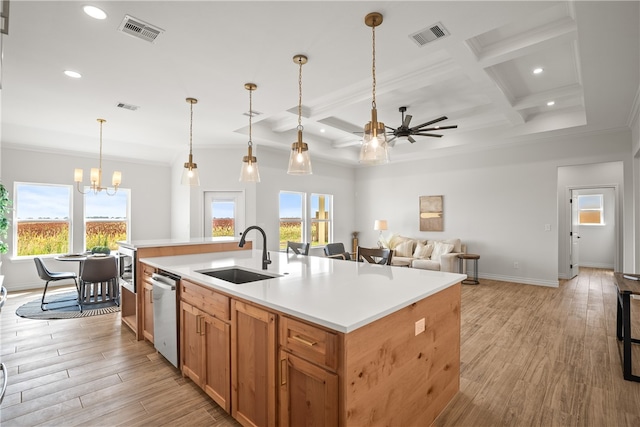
[619,292,640,382]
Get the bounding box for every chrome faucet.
[239,225,271,270]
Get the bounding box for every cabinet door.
[180,301,204,386]
[279,351,338,427]
[203,313,231,412]
[232,300,277,427]
[142,281,154,343]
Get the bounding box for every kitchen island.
[141,249,464,427]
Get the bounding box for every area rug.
[16,290,120,320]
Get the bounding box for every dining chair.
[79,255,119,312]
[357,246,393,265]
[286,241,310,256]
[324,243,351,260]
[34,257,79,311]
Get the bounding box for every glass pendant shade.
[240,147,260,182]
[359,118,389,165]
[287,130,312,175]
[181,157,200,186]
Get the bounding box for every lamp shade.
[374,219,388,231]
[181,165,200,186]
[360,122,390,165]
[287,140,313,175]
[239,158,260,182]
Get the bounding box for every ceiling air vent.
[409,22,449,47]
[117,15,163,43]
[116,102,139,111]
[243,110,262,117]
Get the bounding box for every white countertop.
[140,250,466,333]
[118,237,241,249]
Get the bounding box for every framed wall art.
[419,195,443,231]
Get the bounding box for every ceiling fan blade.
[402,114,412,128]
[414,133,444,138]
[419,125,458,131]
[388,136,397,146]
[410,116,448,131]
[408,135,416,143]
[385,125,397,132]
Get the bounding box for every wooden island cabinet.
[142,251,463,427]
[177,278,460,427]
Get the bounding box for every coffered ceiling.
[1,1,638,166]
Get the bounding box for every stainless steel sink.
[196,267,280,284]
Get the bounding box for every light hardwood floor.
[1,268,639,426]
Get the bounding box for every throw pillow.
[430,242,454,262]
[413,243,434,259]
[394,240,414,257]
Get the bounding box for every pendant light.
[240,83,261,182]
[181,97,200,186]
[287,54,312,175]
[74,118,122,195]
[359,12,389,165]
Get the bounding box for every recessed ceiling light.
[547,101,555,106]
[533,67,544,74]
[320,128,326,133]
[83,5,107,20]
[64,70,82,79]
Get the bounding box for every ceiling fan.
[386,106,457,146]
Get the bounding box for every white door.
[204,191,245,239]
[569,191,580,278]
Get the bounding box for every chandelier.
[74,118,122,195]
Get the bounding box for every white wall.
[355,130,634,287]
[1,147,172,290]
[575,187,616,269]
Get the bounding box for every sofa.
[383,235,466,273]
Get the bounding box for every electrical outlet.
[415,318,425,336]
[513,262,519,269]
[545,224,551,231]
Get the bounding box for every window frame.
[310,193,333,247]
[83,188,131,251]
[279,191,306,250]
[13,182,73,258]
[279,191,334,250]
[204,191,246,240]
[577,194,605,226]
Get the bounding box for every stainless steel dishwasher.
[151,272,179,368]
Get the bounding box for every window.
[204,191,245,239]
[578,194,604,225]
[310,193,332,247]
[279,191,333,250]
[14,183,72,256]
[84,189,130,251]
[279,192,304,250]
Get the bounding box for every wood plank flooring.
[2,268,640,426]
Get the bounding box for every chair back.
[34,257,54,281]
[81,256,118,282]
[287,241,310,256]
[357,246,393,265]
[324,243,350,260]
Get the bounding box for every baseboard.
[578,262,614,270]
[478,273,559,288]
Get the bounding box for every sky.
[16,183,128,219]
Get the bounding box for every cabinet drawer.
[181,279,230,321]
[280,316,338,370]
[141,264,156,283]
